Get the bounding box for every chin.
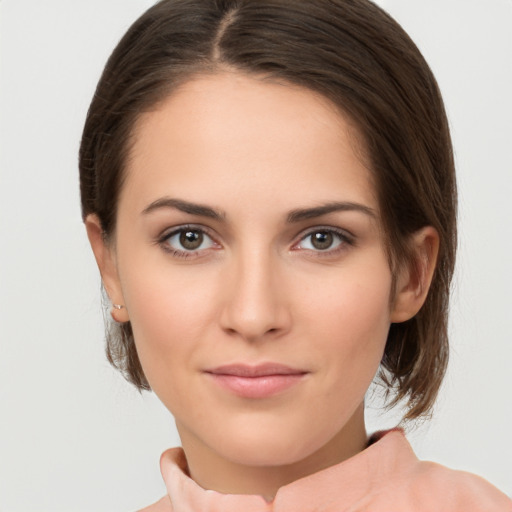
[221,440,312,467]
[210,420,338,468]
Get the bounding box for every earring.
[111,304,125,322]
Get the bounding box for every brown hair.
[80,0,456,421]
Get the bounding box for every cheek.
[121,250,218,331]
[117,256,220,385]
[300,264,392,384]
[301,260,392,337]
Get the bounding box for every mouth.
[204,363,309,399]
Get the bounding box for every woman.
[80,0,511,510]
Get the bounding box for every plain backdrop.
[1,1,511,510]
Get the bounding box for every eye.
[161,226,217,255]
[296,228,351,252]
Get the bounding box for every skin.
[87,72,438,499]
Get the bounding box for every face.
[98,73,404,470]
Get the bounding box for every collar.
[159,429,417,512]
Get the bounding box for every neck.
[177,404,367,500]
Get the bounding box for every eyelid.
[154,223,355,258]
[292,225,355,252]
[156,224,221,256]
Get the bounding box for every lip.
[204,363,308,399]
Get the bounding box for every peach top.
[139,430,512,512]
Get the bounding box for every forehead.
[122,72,376,216]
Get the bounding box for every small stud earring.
[111,304,126,323]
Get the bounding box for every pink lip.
[204,363,308,399]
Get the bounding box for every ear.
[390,226,439,323]
[85,214,130,323]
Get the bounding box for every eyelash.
[157,224,219,259]
[293,227,355,257]
[156,225,355,259]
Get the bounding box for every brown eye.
[179,230,204,250]
[310,231,334,250]
[162,227,215,255]
[296,228,349,253]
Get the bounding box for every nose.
[219,246,292,343]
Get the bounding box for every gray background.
[1,0,511,510]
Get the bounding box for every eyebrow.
[142,197,225,220]
[286,202,376,223]
[141,197,376,222]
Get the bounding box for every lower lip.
[207,373,306,399]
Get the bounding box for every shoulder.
[397,461,512,511]
[137,495,172,512]
[370,430,512,511]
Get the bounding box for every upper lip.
[205,363,308,377]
